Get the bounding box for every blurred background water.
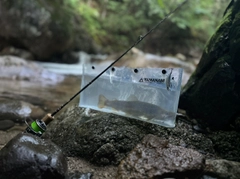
[0,0,230,123]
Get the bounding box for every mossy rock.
[179,0,240,130]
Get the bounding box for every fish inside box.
[80,66,183,128]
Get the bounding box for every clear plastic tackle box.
[79,65,183,128]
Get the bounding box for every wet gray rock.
[0,0,98,62]
[0,130,23,150]
[0,46,34,60]
[0,133,68,179]
[44,108,150,166]
[0,55,64,83]
[204,159,240,179]
[179,0,240,129]
[0,98,45,123]
[43,107,215,166]
[0,120,15,130]
[68,171,92,179]
[117,134,205,179]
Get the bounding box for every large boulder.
[0,55,64,82]
[0,0,97,62]
[0,133,68,179]
[43,107,215,166]
[179,0,240,129]
[42,107,240,177]
[117,134,205,179]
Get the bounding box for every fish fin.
[98,95,107,109]
[127,94,138,101]
[144,115,154,121]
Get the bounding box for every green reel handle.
[25,113,54,137]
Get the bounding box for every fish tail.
[98,95,107,109]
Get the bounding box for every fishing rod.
[25,0,188,136]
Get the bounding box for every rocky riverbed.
[0,54,240,178]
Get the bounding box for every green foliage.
[77,2,105,42]
[63,0,106,43]
[155,0,230,41]
[66,0,230,53]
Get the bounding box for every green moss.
[205,9,232,54]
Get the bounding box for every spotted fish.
[98,95,174,120]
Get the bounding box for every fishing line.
[51,0,188,117]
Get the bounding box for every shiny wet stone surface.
[0,133,68,179]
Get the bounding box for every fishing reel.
[25,113,54,137]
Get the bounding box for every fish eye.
[112,67,115,72]
[162,69,167,74]
[92,66,95,70]
[172,77,174,80]
[134,69,138,73]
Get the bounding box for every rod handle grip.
[41,113,54,125]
